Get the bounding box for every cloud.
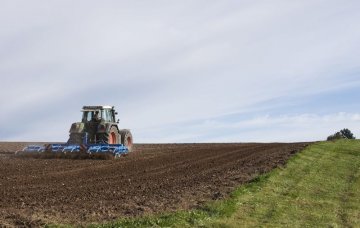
[0,0,359,142]
[137,112,360,143]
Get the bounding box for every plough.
[17,136,129,159]
[17,143,128,159]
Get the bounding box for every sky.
[0,0,359,143]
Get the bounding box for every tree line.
[327,128,356,141]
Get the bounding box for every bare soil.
[0,142,309,227]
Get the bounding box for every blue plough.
[17,134,129,159]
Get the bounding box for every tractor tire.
[67,133,83,144]
[119,129,133,152]
[99,126,120,144]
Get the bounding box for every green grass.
[55,140,360,227]
[213,140,360,228]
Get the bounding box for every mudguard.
[69,122,85,134]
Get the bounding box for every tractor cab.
[81,106,118,124]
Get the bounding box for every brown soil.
[0,142,309,226]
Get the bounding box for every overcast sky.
[0,0,359,143]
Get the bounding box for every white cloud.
[137,112,360,143]
[0,0,359,142]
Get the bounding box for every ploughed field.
[0,142,308,226]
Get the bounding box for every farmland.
[0,142,307,226]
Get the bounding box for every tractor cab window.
[101,110,108,122]
[110,110,115,122]
[82,111,99,122]
[101,109,114,122]
[82,111,93,122]
[82,109,115,123]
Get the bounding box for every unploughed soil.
[0,142,309,227]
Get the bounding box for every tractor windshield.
[82,109,115,123]
[101,109,115,122]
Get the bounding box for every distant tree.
[340,128,355,139]
[327,128,356,141]
[327,132,345,141]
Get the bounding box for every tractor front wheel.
[108,126,120,144]
[98,126,120,144]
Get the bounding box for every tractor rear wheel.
[120,129,133,152]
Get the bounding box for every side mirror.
[117,119,120,123]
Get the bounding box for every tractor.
[17,105,133,159]
[68,106,133,151]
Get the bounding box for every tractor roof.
[82,105,114,111]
